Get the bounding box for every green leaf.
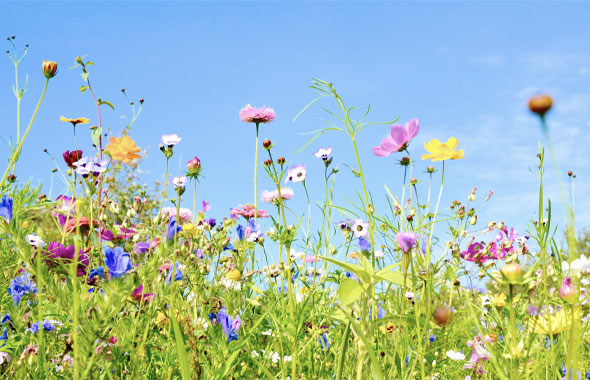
[80,86,89,93]
[91,127,102,147]
[320,256,371,283]
[98,100,115,110]
[339,278,364,306]
[81,72,89,82]
[373,270,404,286]
[169,313,192,380]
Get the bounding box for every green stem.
[254,122,260,224]
[1,78,50,189]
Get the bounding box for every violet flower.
[165,262,184,284]
[216,306,241,343]
[131,284,155,303]
[45,242,90,276]
[7,273,37,306]
[395,231,420,254]
[372,118,420,157]
[167,217,182,241]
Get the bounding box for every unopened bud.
[433,306,451,325]
[277,157,286,165]
[468,193,475,202]
[410,178,418,185]
[427,166,435,173]
[560,277,578,302]
[139,98,144,104]
[400,157,410,166]
[126,208,136,218]
[262,139,272,150]
[7,174,16,183]
[497,221,504,230]
[568,171,573,177]
[263,159,272,167]
[42,60,58,79]
[501,262,523,284]
[469,215,477,225]
[528,94,553,117]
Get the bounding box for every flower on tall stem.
[105,135,141,163]
[172,176,188,190]
[421,137,464,161]
[60,116,89,127]
[261,187,294,204]
[186,156,202,178]
[42,60,58,79]
[44,242,90,276]
[396,231,420,254]
[161,134,182,147]
[230,204,269,220]
[313,147,332,160]
[214,306,241,343]
[351,219,369,238]
[372,119,419,157]
[285,164,307,183]
[239,105,275,124]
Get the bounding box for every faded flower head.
[62,150,83,168]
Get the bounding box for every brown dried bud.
[528,94,553,117]
[7,174,16,183]
[263,159,272,167]
[433,306,451,325]
[139,98,144,104]
[568,171,573,176]
[277,156,286,165]
[262,139,272,149]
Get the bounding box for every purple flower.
[165,262,184,284]
[285,164,307,183]
[44,242,89,276]
[358,237,371,251]
[87,267,105,284]
[73,156,109,178]
[0,196,13,222]
[104,247,132,278]
[372,119,419,157]
[395,231,420,254]
[217,307,241,343]
[201,200,211,213]
[131,284,155,303]
[133,242,151,254]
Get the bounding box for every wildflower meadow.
[1,5,590,379]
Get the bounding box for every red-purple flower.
[62,150,83,169]
[239,104,275,124]
[44,242,89,276]
[131,284,155,303]
[372,119,419,157]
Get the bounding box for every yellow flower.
[421,137,464,161]
[60,116,90,126]
[491,292,507,308]
[532,308,581,335]
[182,223,201,237]
[105,135,141,163]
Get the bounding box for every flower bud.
[263,159,272,167]
[434,305,451,325]
[187,156,202,176]
[410,178,418,185]
[528,94,553,117]
[468,193,475,202]
[501,262,523,284]
[469,215,477,225]
[427,166,435,173]
[126,208,136,218]
[497,221,504,230]
[277,157,286,165]
[568,171,573,177]
[262,139,272,150]
[400,157,410,166]
[7,174,16,183]
[42,60,58,79]
[560,277,578,302]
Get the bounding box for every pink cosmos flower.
[160,207,192,223]
[230,204,269,220]
[372,118,420,157]
[261,187,294,203]
[239,104,275,124]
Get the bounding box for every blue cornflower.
[0,196,13,222]
[28,322,40,334]
[7,272,37,306]
[1,315,10,324]
[217,307,241,343]
[167,217,182,240]
[165,262,184,284]
[104,247,132,278]
[42,319,55,332]
[429,334,436,342]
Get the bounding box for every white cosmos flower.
[446,350,465,361]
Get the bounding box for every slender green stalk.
[1,78,49,189]
[254,122,260,224]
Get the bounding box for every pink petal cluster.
[239,104,275,124]
[372,118,419,157]
[261,187,294,204]
[230,204,269,220]
[160,207,192,223]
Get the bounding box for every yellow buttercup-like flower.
[182,223,201,237]
[60,116,90,126]
[105,135,141,163]
[532,308,581,335]
[421,137,465,161]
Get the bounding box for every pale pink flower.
[261,187,294,203]
[160,207,192,223]
[239,104,275,124]
[372,118,419,157]
[230,204,269,220]
[351,218,369,238]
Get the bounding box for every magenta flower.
[187,156,202,177]
[239,104,275,124]
[131,284,155,303]
[44,242,90,276]
[395,231,420,254]
[560,277,577,301]
[372,118,420,157]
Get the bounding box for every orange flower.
[60,116,90,126]
[105,135,141,163]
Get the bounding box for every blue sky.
[2,1,589,253]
